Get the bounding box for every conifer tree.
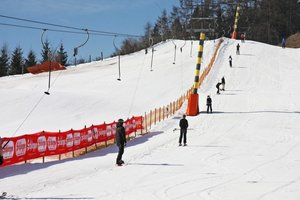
[10,46,24,75]
[0,44,9,77]
[56,43,68,66]
[25,50,37,73]
[41,39,51,63]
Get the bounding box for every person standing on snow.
[0,137,3,165]
[116,119,126,166]
[221,76,226,91]
[282,38,286,48]
[236,43,240,55]
[229,55,232,67]
[206,95,212,113]
[179,115,188,146]
[216,82,222,94]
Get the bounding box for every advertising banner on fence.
[1,116,143,167]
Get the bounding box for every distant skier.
[229,55,232,67]
[116,119,126,166]
[216,82,222,94]
[240,33,245,43]
[282,38,286,48]
[179,115,188,146]
[0,136,3,165]
[236,43,240,55]
[206,95,212,113]
[221,76,226,91]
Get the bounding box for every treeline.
[115,0,300,55]
[0,39,69,77]
[1,0,299,77]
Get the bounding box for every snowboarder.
[179,115,188,146]
[216,82,222,94]
[221,76,225,91]
[282,38,286,48]
[206,95,212,113]
[116,119,126,166]
[229,55,232,67]
[0,136,3,165]
[236,43,240,55]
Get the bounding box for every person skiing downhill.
[282,38,286,48]
[216,82,222,94]
[115,119,126,166]
[221,76,226,91]
[206,95,212,113]
[229,55,232,67]
[179,115,188,146]
[236,43,240,55]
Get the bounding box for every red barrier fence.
[1,116,143,167]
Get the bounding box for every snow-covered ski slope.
[1,38,300,199]
[0,39,215,136]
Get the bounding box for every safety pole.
[232,5,240,39]
[186,32,205,116]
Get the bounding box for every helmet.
[118,119,124,123]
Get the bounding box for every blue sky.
[0,0,179,62]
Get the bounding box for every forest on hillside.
[116,0,300,55]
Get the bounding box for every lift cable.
[0,14,142,38]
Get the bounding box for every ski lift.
[73,29,89,66]
[180,39,186,52]
[149,37,154,72]
[171,38,177,64]
[41,29,52,95]
[113,36,121,81]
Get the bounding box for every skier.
[236,43,240,55]
[216,82,222,94]
[221,76,226,91]
[241,33,245,43]
[179,114,188,146]
[229,55,232,67]
[206,95,212,113]
[282,38,286,48]
[0,136,3,165]
[116,119,126,166]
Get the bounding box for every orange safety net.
[27,61,65,74]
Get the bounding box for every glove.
[124,143,127,147]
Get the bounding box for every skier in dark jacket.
[282,38,286,48]
[229,55,232,67]
[221,76,225,91]
[179,115,189,146]
[206,95,212,113]
[116,119,126,165]
[0,137,3,165]
[216,82,222,94]
[236,43,240,55]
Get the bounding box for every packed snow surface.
[1,38,300,200]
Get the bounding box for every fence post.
[133,116,137,138]
[159,107,161,122]
[154,108,157,125]
[150,110,152,129]
[145,112,147,134]
[85,125,88,154]
[58,130,62,160]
